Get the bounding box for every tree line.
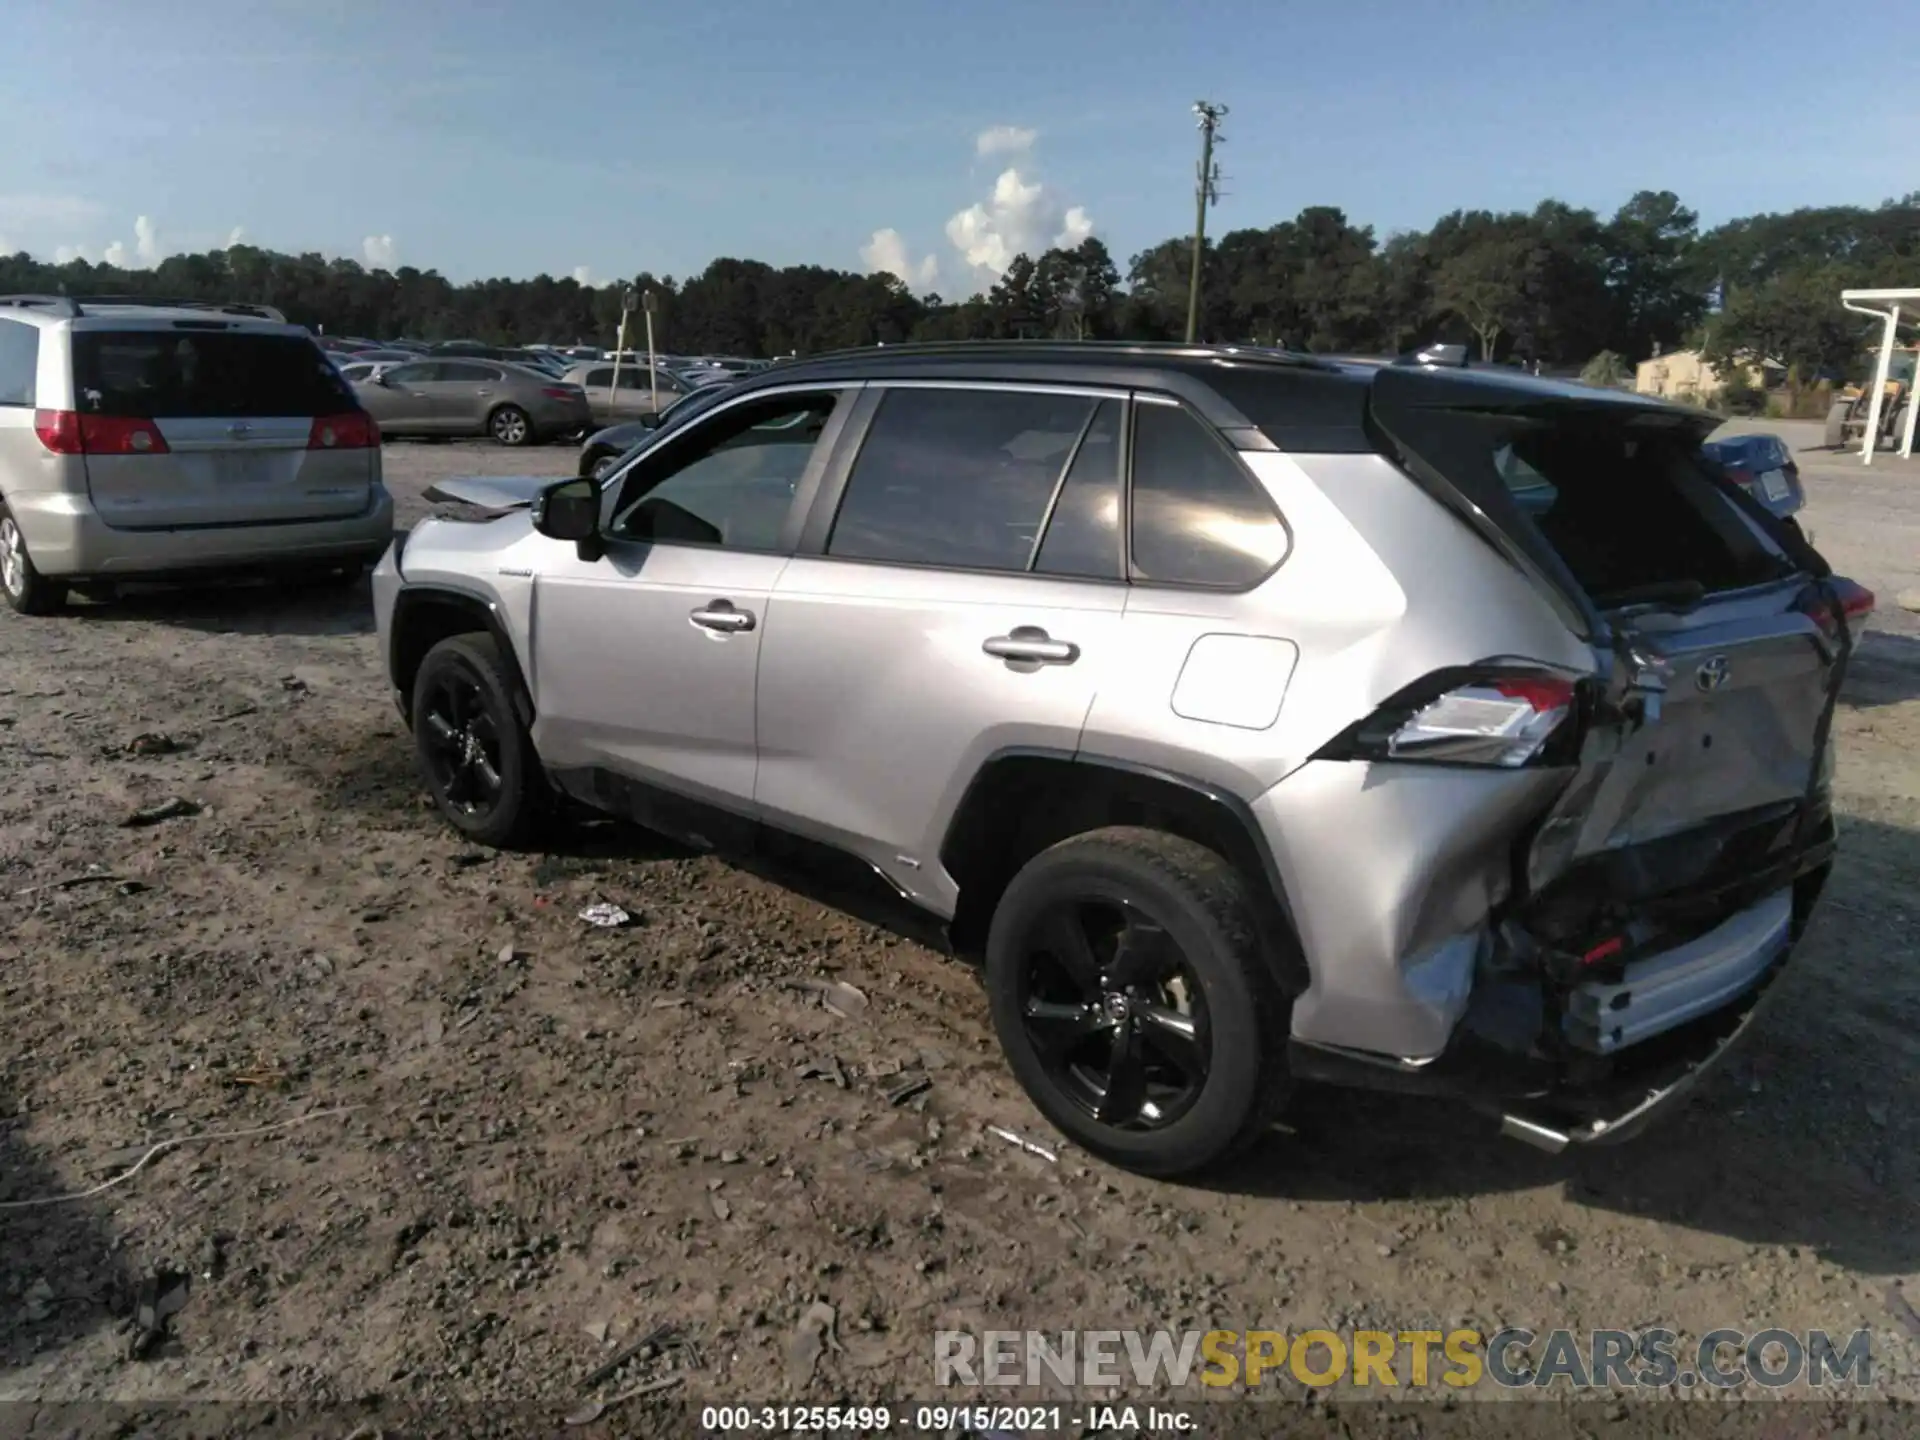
[3,189,1914,379]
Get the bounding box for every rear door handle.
[690,600,755,634]
[983,626,1078,664]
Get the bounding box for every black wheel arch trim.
[938,746,1309,994]
[387,582,533,726]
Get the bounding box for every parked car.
[352,358,590,446]
[0,294,391,613]
[373,341,1867,1177]
[336,360,404,386]
[560,361,697,425]
[574,384,738,478]
[1701,431,1810,539]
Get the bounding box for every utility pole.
[1185,101,1227,344]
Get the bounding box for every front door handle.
[983,626,1078,664]
[690,600,756,634]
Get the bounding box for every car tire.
[489,405,532,447]
[585,449,618,480]
[0,503,68,616]
[410,632,547,848]
[984,826,1289,1177]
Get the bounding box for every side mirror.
[532,478,603,559]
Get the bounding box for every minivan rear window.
[73,330,357,418]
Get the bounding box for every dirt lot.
[3,429,1918,1430]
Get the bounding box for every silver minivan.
[0,295,393,613]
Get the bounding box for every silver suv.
[372,342,1866,1177]
[0,295,392,613]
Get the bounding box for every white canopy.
[1840,287,1920,463]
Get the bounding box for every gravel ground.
[1,430,1917,1431]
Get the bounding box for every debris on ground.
[1888,1284,1920,1341]
[583,1320,610,1346]
[988,1126,1058,1163]
[15,868,127,897]
[125,732,183,756]
[578,902,632,928]
[127,1270,192,1360]
[563,1372,684,1426]
[787,978,869,1018]
[120,797,200,828]
[21,1279,55,1324]
[786,1301,840,1388]
[280,676,309,693]
[796,1057,850,1089]
[886,1075,932,1106]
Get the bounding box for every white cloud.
[571,264,593,286]
[226,225,247,247]
[363,234,398,268]
[859,227,939,293]
[104,240,129,267]
[134,215,160,266]
[54,244,91,265]
[943,165,1095,284]
[975,124,1036,159]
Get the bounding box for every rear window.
[73,330,358,418]
[1418,408,1792,605]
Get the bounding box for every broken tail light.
[1796,577,1874,640]
[1323,670,1583,769]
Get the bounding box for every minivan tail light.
[33,409,169,455]
[308,412,380,449]
[1328,670,1581,769]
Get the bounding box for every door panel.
[756,561,1125,910]
[529,542,787,808]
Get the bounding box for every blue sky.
[1,0,1912,296]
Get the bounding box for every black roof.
[734,341,1376,453]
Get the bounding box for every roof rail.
[69,295,288,323]
[791,338,1335,370]
[0,294,82,317]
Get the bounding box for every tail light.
[308,412,380,449]
[541,386,582,401]
[33,410,170,455]
[1796,577,1874,640]
[1326,670,1581,769]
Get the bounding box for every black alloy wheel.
[1015,897,1210,1130]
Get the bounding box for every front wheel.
[489,405,532,447]
[0,504,67,615]
[411,632,546,847]
[984,826,1288,1177]
[1824,400,1850,450]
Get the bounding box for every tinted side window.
[0,318,38,406]
[439,361,496,383]
[385,362,435,384]
[608,394,835,551]
[1129,402,1287,587]
[1033,399,1122,579]
[828,387,1097,571]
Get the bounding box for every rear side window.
[439,362,503,383]
[72,330,356,418]
[828,387,1099,572]
[1129,402,1288,587]
[0,318,37,406]
[1033,398,1122,579]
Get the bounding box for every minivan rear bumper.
[1289,845,1832,1150]
[9,487,394,578]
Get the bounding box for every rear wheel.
[586,449,618,480]
[411,632,546,847]
[489,405,532,447]
[0,504,67,616]
[984,826,1288,1177]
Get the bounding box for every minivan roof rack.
[67,295,289,323]
[0,294,82,317]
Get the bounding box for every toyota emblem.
[1695,655,1731,692]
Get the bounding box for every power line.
[1185,101,1228,344]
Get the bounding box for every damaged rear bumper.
[1289,830,1833,1152]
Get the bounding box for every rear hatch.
[1367,366,1847,889]
[72,324,374,529]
